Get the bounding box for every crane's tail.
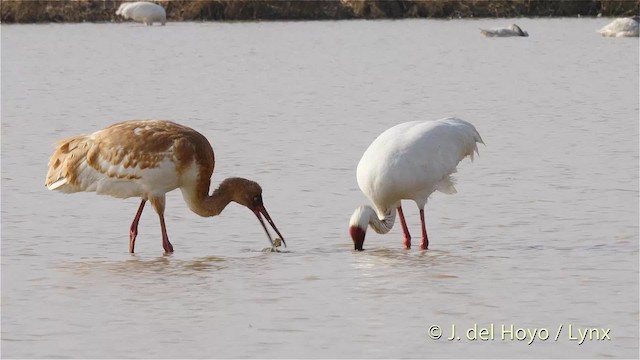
[480,29,492,37]
[442,117,484,162]
[468,126,484,162]
[45,135,94,192]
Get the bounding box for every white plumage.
[480,24,529,37]
[597,16,639,37]
[349,118,484,251]
[116,2,166,26]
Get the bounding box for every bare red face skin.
[350,226,366,251]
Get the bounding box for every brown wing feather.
[45,120,216,196]
[45,134,95,190]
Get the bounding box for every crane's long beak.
[253,205,286,248]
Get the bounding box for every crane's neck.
[181,179,233,217]
[350,205,396,234]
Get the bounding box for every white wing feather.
[357,117,483,210]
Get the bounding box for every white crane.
[480,24,529,37]
[116,2,166,26]
[349,118,484,251]
[597,16,639,37]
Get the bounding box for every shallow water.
[2,18,638,358]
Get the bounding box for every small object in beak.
[261,238,282,253]
[254,205,286,248]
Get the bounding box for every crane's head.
[349,206,369,251]
[511,24,528,37]
[220,177,286,248]
[350,226,366,251]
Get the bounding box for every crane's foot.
[163,241,174,254]
[420,239,429,250]
[403,237,411,249]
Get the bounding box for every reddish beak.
[254,205,286,247]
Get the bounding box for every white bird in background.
[480,24,529,37]
[349,118,484,251]
[597,16,639,37]
[116,1,166,26]
[45,120,285,254]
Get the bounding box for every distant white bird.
[116,2,166,26]
[597,16,639,37]
[480,24,529,37]
[349,118,484,251]
[45,120,285,254]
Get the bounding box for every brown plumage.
[46,119,285,254]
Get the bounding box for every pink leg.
[150,196,173,254]
[129,200,146,254]
[158,213,174,254]
[397,205,411,249]
[419,208,429,250]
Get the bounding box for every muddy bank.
[1,0,639,23]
